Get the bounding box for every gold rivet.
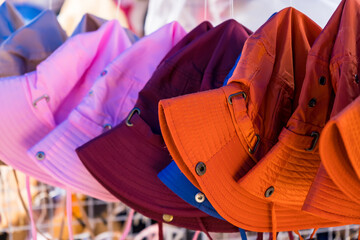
[162,214,173,222]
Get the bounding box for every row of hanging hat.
[0,0,358,239]
[0,1,141,239]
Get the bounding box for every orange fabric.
[294,230,304,240]
[159,7,343,232]
[301,0,360,222]
[310,228,318,239]
[303,97,360,221]
[234,0,360,223]
[320,101,360,202]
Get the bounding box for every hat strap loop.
[158,221,163,240]
[294,230,304,240]
[196,217,213,240]
[230,91,260,155]
[271,202,277,240]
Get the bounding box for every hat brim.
[77,112,238,232]
[239,128,322,207]
[0,76,64,187]
[301,105,360,223]
[321,113,360,204]
[27,110,118,202]
[302,164,360,223]
[159,85,344,231]
[158,161,225,220]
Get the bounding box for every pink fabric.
[66,190,74,240]
[192,231,200,240]
[119,209,135,240]
[26,176,37,240]
[0,20,132,187]
[27,22,186,201]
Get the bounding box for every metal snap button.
[308,98,317,108]
[195,162,206,176]
[162,214,173,222]
[195,192,205,203]
[103,124,112,131]
[36,151,46,161]
[319,76,326,85]
[355,74,359,84]
[265,186,274,198]
[100,70,107,76]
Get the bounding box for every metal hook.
[32,94,50,108]
[126,108,140,127]
[305,131,320,151]
[228,91,247,104]
[249,134,260,154]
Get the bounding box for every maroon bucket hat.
[76,20,252,232]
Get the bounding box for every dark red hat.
[76,20,251,232]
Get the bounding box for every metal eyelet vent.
[125,108,141,127]
[305,131,320,151]
[100,70,107,76]
[36,151,46,161]
[265,186,274,197]
[32,94,50,108]
[195,162,206,176]
[249,134,260,154]
[228,91,247,105]
[308,98,317,108]
[319,76,326,85]
[103,124,112,131]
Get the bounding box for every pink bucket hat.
[27,22,186,201]
[0,20,132,187]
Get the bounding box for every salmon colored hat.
[301,0,360,222]
[27,22,186,201]
[77,20,250,232]
[236,0,360,224]
[0,20,132,186]
[159,8,343,232]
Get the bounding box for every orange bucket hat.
[306,96,360,212]
[159,7,343,233]
[236,0,360,223]
[301,0,360,222]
